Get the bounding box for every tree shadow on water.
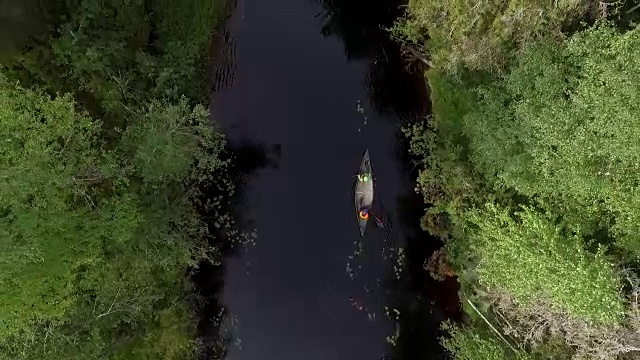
[374,137,462,359]
[314,0,402,60]
[191,137,280,359]
[314,0,429,120]
[380,191,462,360]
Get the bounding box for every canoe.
[354,149,374,237]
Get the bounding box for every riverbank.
[394,1,640,359]
[0,1,238,358]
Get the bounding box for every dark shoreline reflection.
[315,0,428,120]
[192,139,279,359]
[315,0,462,359]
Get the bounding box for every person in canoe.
[357,173,371,183]
[358,207,385,228]
[358,207,370,220]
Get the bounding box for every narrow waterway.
[209,0,460,358]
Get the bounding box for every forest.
[5,0,640,359]
[0,0,235,359]
[394,1,640,359]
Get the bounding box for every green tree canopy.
[0,0,232,358]
[0,76,130,336]
[392,0,590,72]
[440,320,532,360]
[464,23,640,258]
[466,204,624,325]
[0,75,229,360]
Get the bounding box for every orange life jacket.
[359,210,369,220]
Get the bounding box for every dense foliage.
[392,0,591,73]
[440,321,532,360]
[395,1,640,358]
[0,0,232,359]
[467,204,623,325]
[465,25,640,259]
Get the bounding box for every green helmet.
[363,175,369,182]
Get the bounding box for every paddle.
[370,211,385,228]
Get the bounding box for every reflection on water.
[315,0,428,119]
[206,0,461,358]
[315,0,400,60]
[192,137,281,359]
[212,27,237,94]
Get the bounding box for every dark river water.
[206,0,461,359]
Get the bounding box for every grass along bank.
[0,0,238,359]
[394,1,640,359]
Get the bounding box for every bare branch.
[481,272,640,360]
[95,287,121,320]
[461,291,519,353]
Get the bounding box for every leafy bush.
[0,0,231,358]
[465,23,640,259]
[121,99,224,186]
[13,0,224,125]
[466,204,624,325]
[405,18,640,359]
[0,69,227,359]
[440,320,532,360]
[0,77,109,336]
[392,0,591,72]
